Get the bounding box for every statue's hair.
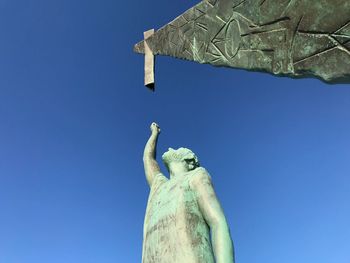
[162,147,200,171]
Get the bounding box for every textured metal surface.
[142,169,216,263]
[135,0,350,84]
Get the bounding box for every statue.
[135,0,350,87]
[142,122,234,263]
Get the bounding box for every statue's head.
[162,147,200,174]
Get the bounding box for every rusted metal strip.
[144,29,155,90]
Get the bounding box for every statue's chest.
[146,177,196,226]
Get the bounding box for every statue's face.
[162,147,199,173]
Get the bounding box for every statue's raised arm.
[143,122,161,186]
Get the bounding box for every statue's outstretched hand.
[150,122,161,135]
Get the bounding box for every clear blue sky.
[0,0,349,262]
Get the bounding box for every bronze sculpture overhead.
[135,0,350,88]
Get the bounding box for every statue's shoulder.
[150,172,168,189]
[191,167,208,175]
[188,167,211,188]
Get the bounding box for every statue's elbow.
[143,152,152,162]
[210,216,229,232]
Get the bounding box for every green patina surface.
[143,169,215,262]
[135,0,350,83]
[142,124,234,263]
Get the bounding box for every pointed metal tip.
[134,40,145,54]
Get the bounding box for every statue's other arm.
[143,122,161,187]
[191,168,234,263]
